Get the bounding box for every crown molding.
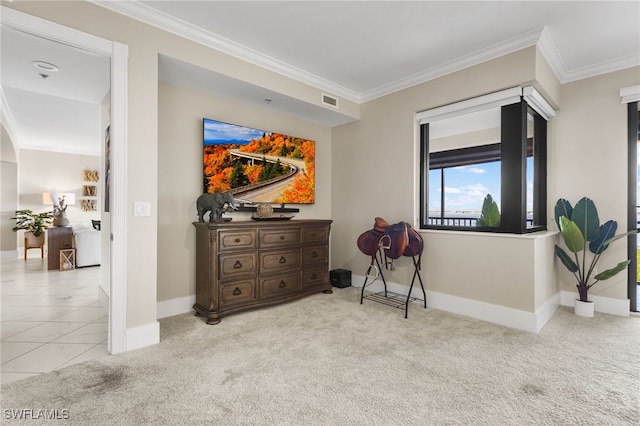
[362,27,544,102]
[561,54,640,84]
[536,26,567,83]
[90,0,360,103]
[91,1,640,105]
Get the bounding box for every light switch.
[133,202,151,217]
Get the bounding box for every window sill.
[419,228,558,240]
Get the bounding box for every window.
[418,87,552,234]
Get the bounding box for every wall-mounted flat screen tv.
[203,118,315,204]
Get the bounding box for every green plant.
[11,209,53,237]
[477,194,500,227]
[554,197,632,302]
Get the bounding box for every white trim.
[522,86,556,120]
[416,87,522,124]
[563,54,640,84]
[620,85,640,104]
[126,321,160,352]
[2,7,131,355]
[157,295,196,319]
[109,42,129,354]
[363,28,544,102]
[352,274,559,333]
[536,26,566,84]
[559,291,630,317]
[86,4,638,102]
[1,7,113,55]
[91,0,360,103]
[535,293,561,332]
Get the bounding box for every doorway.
[2,7,128,353]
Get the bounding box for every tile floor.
[1,253,108,385]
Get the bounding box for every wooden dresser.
[193,219,333,324]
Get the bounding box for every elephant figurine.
[196,191,238,222]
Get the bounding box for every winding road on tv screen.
[229,149,307,203]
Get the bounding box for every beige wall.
[332,46,639,311]
[551,67,640,300]
[18,150,101,230]
[331,47,540,297]
[1,124,18,253]
[157,82,332,303]
[6,0,350,330]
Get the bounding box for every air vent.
[322,93,338,108]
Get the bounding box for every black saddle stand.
[360,249,426,318]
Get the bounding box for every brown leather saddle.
[357,217,427,319]
[357,217,423,261]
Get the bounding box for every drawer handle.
[234,238,241,243]
[311,273,317,279]
[280,235,285,240]
[279,256,287,264]
[233,260,243,269]
[311,251,318,258]
[279,281,286,288]
[232,287,242,296]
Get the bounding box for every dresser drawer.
[302,226,329,244]
[302,245,328,266]
[219,279,256,307]
[219,230,257,252]
[260,249,301,273]
[258,228,300,248]
[302,267,328,289]
[259,272,301,299]
[219,253,257,280]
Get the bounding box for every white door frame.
[2,7,128,353]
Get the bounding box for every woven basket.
[256,204,273,218]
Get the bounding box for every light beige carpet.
[1,287,638,425]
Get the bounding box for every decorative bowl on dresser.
[193,219,333,324]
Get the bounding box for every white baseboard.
[352,274,557,333]
[535,293,560,332]
[559,291,630,317]
[126,321,159,351]
[157,295,196,319]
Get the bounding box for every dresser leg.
[206,317,221,325]
[323,288,333,294]
[194,311,203,317]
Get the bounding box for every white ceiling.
[2,1,639,155]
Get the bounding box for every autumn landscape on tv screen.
[203,119,315,204]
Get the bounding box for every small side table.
[47,227,73,270]
[60,248,76,271]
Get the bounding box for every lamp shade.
[42,192,76,206]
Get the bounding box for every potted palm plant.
[12,209,53,248]
[554,197,632,317]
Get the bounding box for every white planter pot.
[574,299,594,317]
